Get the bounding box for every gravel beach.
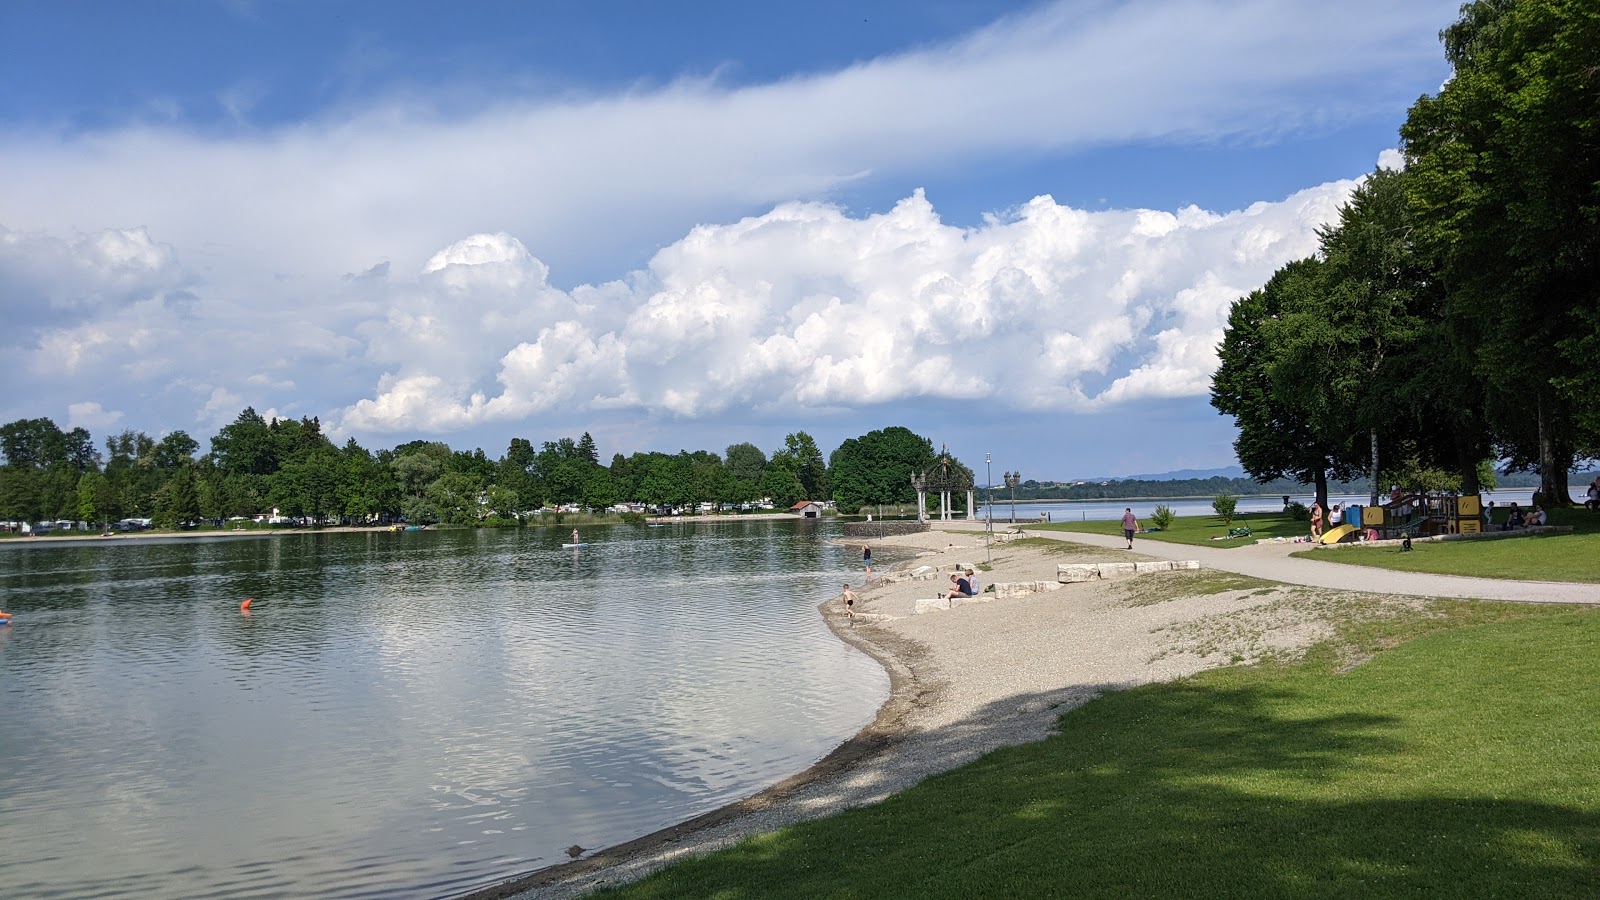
[475,524,1467,900]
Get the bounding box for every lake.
[978,488,1584,523]
[0,521,886,899]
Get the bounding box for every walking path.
[934,522,1598,605]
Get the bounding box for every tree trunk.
[1457,437,1482,498]
[1315,468,1328,516]
[1536,392,1572,507]
[1368,429,1380,507]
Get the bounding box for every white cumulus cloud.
[333,177,1357,432]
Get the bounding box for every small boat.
[561,542,589,549]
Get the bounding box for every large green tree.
[1401,0,1600,499]
[828,426,937,514]
[1212,258,1360,512]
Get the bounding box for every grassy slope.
[599,603,1600,899]
[1037,510,1309,547]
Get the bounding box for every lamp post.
[984,452,993,564]
[1005,471,1020,524]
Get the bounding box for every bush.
[479,515,521,529]
[1285,500,1309,521]
[620,511,646,525]
[1212,493,1238,525]
[1149,505,1175,531]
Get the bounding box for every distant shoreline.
[0,513,806,547]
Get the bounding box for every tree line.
[0,412,962,528]
[1211,0,1598,515]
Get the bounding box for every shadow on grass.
[597,676,1599,899]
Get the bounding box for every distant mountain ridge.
[1081,466,1247,482]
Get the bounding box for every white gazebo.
[912,446,975,522]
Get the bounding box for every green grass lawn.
[1035,509,1311,547]
[598,602,1600,899]
[1297,507,1600,583]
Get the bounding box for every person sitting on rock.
[943,572,974,600]
[1524,506,1547,528]
[1502,502,1526,530]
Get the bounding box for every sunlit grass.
[598,602,1600,899]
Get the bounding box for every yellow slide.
[1320,523,1356,544]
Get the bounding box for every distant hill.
[1080,466,1247,482]
[1009,466,1597,501]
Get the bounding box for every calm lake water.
[0,521,886,899]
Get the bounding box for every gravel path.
[474,526,1594,900]
[932,522,1599,604]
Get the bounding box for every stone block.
[1096,562,1137,579]
[1134,561,1174,574]
[1175,559,1200,570]
[1057,564,1097,583]
[915,598,949,614]
[995,580,1067,598]
[950,595,990,608]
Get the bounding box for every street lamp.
[1005,470,1020,524]
[984,452,993,563]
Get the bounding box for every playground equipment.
[1318,492,1483,543]
[1367,492,1482,540]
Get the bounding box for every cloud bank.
[0,0,1447,454]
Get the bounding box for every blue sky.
[0,1,1458,481]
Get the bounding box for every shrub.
[1212,493,1238,525]
[620,511,646,525]
[1149,505,1175,530]
[1285,500,1309,521]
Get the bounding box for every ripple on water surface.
[0,522,886,898]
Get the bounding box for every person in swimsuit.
[862,544,872,582]
[841,583,858,618]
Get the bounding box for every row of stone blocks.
[1057,559,1200,582]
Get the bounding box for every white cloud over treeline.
[4,180,1358,437]
[0,0,1449,443]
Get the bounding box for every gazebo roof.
[916,445,973,492]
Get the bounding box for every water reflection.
[0,521,886,899]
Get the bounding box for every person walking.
[1310,502,1323,540]
[841,583,858,619]
[1121,507,1138,550]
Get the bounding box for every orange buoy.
[240,599,253,611]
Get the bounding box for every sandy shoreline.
[472,526,1427,899]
